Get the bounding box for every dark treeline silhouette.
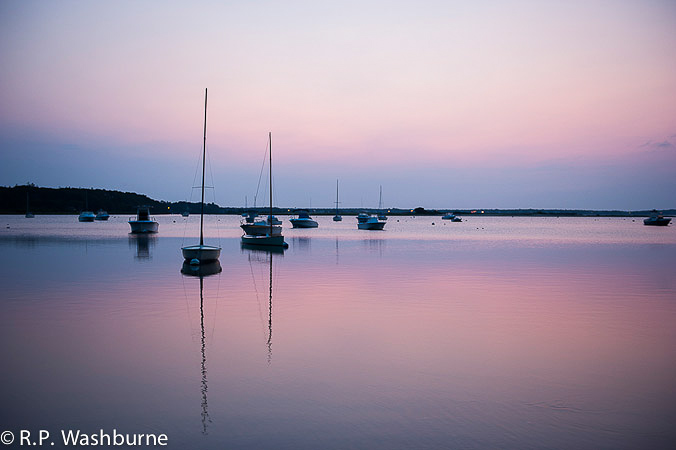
[0,185,219,215]
[1,185,673,217]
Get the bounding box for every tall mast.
[269,132,273,235]
[200,88,208,246]
[335,179,339,214]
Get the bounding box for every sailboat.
[182,88,222,264]
[333,179,342,221]
[241,132,288,248]
[78,191,95,222]
[377,185,387,221]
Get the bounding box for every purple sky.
[1,0,675,209]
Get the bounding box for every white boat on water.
[78,211,95,222]
[95,209,109,220]
[129,206,159,233]
[241,132,288,249]
[78,191,95,222]
[442,212,462,222]
[241,215,283,236]
[182,88,221,264]
[357,212,386,230]
[643,211,671,226]
[290,210,319,228]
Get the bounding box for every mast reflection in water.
[181,260,222,434]
[241,244,281,364]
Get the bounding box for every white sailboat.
[182,88,222,264]
[333,179,342,221]
[78,191,95,222]
[241,132,288,248]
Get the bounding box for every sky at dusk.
[1,0,675,210]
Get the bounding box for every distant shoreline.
[2,185,673,217]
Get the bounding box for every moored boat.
[290,210,319,228]
[357,213,386,230]
[129,206,159,233]
[333,179,342,221]
[78,211,95,222]
[78,191,95,222]
[95,209,110,220]
[240,215,283,236]
[181,88,221,263]
[241,132,288,248]
[644,211,671,226]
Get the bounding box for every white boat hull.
[358,221,385,230]
[240,223,282,236]
[79,212,95,222]
[241,234,288,248]
[290,219,318,228]
[181,244,221,262]
[129,220,159,233]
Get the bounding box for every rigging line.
[183,143,204,246]
[253,137,269,209]
[204,142,222,245]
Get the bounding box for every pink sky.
[1,0,675,208]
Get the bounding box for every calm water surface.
[1,215,675,449]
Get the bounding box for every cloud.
[638,137,676,154]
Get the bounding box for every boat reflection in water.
[241,245,279,364]
[128,234,157,260]
[180,260,222,434]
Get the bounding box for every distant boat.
[95,209,109,220]
[129,206,159,233]
[241,132,288,248]
[78,211,95,222]
[357,212,386,230]
[25,192,34,218]
[181,210,190,217]
[78,191,95,222]
[377,185,387,221]
[442,212,461,221]
[290,210,319,228]
[333,179,342,221]
[643,211,671,226]
[182,88,221,263]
